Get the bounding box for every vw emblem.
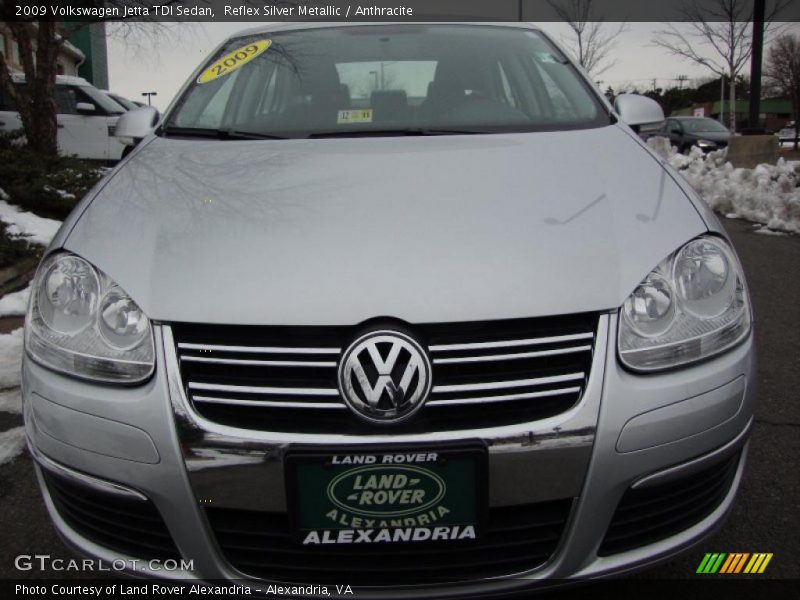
[338,330,432,425]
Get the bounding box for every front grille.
[599,451,740,556]
[171,313,599,433]
[43,471,181,560]
[206,499,572,584]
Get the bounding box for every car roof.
[228,21,542,40]
[10,72,91,86]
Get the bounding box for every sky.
[107,22,800,112]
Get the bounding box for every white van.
[0,74,127,161]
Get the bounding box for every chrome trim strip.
[432,372,585,393]
[177,342,340,355]
[192,396,346,409]
[432,345,592,364]
[429,332,594,352]
[28,442,149,502]
[180,356,337,368]
[427,386,582,406]
[187,382,339,396]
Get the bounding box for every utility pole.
[720,76,725,127]
[142,91,157,106]
[675,75,688,89]
[748,0,766,131]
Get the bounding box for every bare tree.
[652,0,788,132]
[764,33,800,149]
[0,1,197,155]
[547,0,627,77]
[0,21,62,155]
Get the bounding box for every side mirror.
[614,94,665,128]
[114,106,159,146]
[76,102,96,114]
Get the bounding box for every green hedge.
[0,136,106,270]
[0,148,105,221]
[0,223,38,270]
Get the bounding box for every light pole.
[748,0,766,131]
[142,91,157,106]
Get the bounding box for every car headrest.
[370,90,409,117]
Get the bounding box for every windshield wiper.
[308,128,485,138]
[161,126,288,140]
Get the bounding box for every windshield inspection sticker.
[197,39,272,84]
[337,109,373,124]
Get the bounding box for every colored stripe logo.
[697,553,773,574]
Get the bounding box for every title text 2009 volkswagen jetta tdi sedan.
[22,23,755,593]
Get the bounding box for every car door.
[55,85,110,160]
[665,119,683,146]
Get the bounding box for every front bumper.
[22,313,756,595]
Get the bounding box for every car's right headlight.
[618,235,751,372]
[25,252,155,383]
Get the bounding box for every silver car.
[23,23,755,593]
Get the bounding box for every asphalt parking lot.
[0,217,797,582]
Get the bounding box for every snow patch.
[753,227,788,236]
[0,328,23,390]
[0,427,26,465]
[0,200,62,246]
[0,286,30,317]
[0,388,21,414]
[43,185,76,200]
[647,137,800,234]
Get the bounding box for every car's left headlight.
[618,235,751,371]
[25,252,154,383]
[696,139,717,148]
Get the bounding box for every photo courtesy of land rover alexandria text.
[22,22,755,594]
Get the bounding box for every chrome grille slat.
[428,332,594,352]
[181,356,337,368]
[171,313,599,432]
[427,386,582,406]
[193,396,347,410]
[432,372,585,394]
[177,342,339,355]
[187,382,339,396]
[432,345,592,365]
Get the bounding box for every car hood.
[65,125,706,325]
[685,131,730,143]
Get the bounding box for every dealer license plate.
[285,446,486,546]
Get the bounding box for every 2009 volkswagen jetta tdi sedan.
[22,23,755,592]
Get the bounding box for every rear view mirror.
[76,102,96,114]
[114,106,160,146]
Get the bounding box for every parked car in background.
[777,121,797,144]
[636,121,665,143]
[0,74,127,161]
[102,91,139,111]
[660,116,731,153]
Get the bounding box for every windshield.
[682,118,729,134]
[108,93,137,110]
[166,25,608,138]
[79,85,126,114]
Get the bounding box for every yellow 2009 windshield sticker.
[197,39,272,84]
[337,109,373,125]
